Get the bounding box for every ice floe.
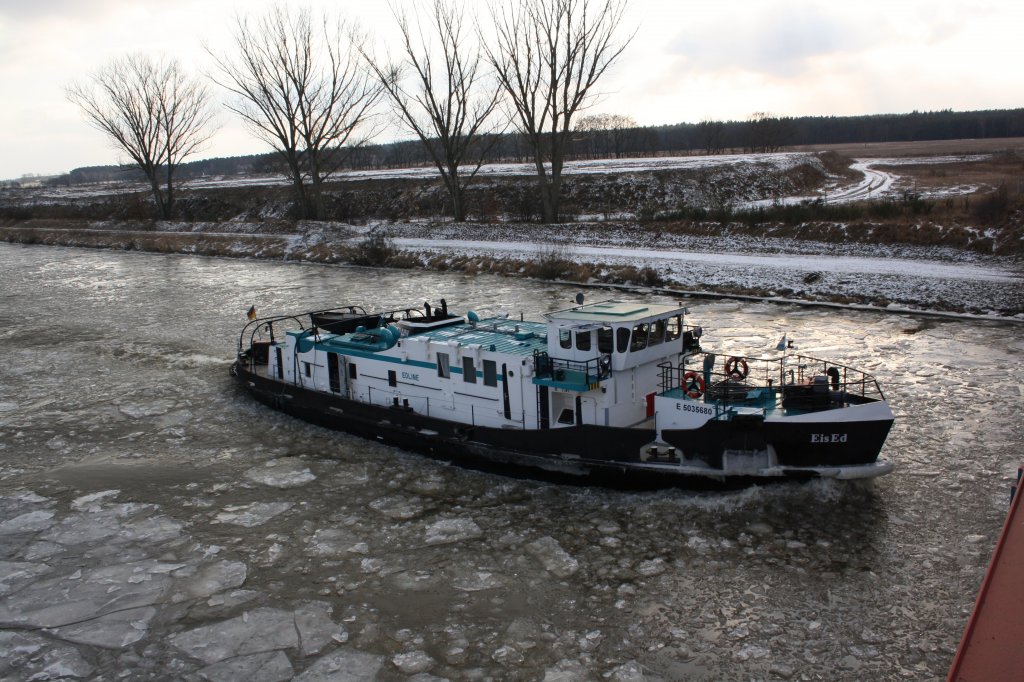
[244,458,317,488]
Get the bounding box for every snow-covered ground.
[10,151,988,207]
[743,154,988,208]
[371,220,1024,318]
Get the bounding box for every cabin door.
[538,386,550,430]
[328,353,342,394]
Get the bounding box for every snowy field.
[10,151,989,208]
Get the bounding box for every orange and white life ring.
[683,371,705,398]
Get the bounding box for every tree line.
[58,106,1024,183]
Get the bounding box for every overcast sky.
[1,0,1022,180]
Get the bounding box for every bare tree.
[208,6,383,220]
[364,0,503,222]
[486,0,633,223]
[67,55,215,219]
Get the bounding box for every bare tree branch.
[208,6,383,220]
[485,0,632,222]
[363,0,504,222]
[66,55,216,219]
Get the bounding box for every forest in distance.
[39,107,1024,187]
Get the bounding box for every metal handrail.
[658,351,886,404]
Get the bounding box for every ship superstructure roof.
[408,316,549,356]
[544,300,686,325]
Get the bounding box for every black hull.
[661,417,893,469]
[232,362,891,487]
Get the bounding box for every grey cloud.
[668,2,873,78]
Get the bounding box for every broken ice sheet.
[0,560,54,597]
[215,501,293,527]
[0,630,94,680]
[292,648,384,681]
[41,503,183,546]
[48,605,156,649]
[173,559,248,600]
[0,560,174,628]
[169,607,299,664]
[424,517,483,545]
[525,536,579,578]
[392,650,434,674]
[305,527,362,557]
[244,458,316,488]
[368,494,426,520]
[71,489,120,511]
[198,650,293,682]
[0,509,55,535]
[294,601,342,656]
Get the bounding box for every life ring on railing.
[725,356,749,380]
[683,371,705,398]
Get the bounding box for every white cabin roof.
[544,300,685,325]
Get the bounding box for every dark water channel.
[1,244,1021,681]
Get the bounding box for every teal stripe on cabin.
[307,341,504,382]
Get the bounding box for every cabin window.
[437,352,450,378]
[557,408,575,425]
[616,327,630,353]
[631,323,649,352]
[462,357,477,383]
[597,326,613,353]
[667,315,681,341]
[348,363,357,379]
[559,328,572,349]
[483,360,497,387]
[649,318,666,346]
[575,330,591,352]
[388,370,397,387]
[304,362,312,378]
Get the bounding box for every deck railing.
[658,352,886,411]
[532,351,612,389]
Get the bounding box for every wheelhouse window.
[437,352,450,378]
[483,360,497,387]
[597,326,613,354]
[575,330,591,352]
[649,318,666,346]
[462,357,477,383]
[559,328,572,349]
[631,323,649,352]
[667,315,682,341]
[616,327,630,353]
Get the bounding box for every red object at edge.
[948,468,1024,681]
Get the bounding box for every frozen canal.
[0,243,1021,681]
